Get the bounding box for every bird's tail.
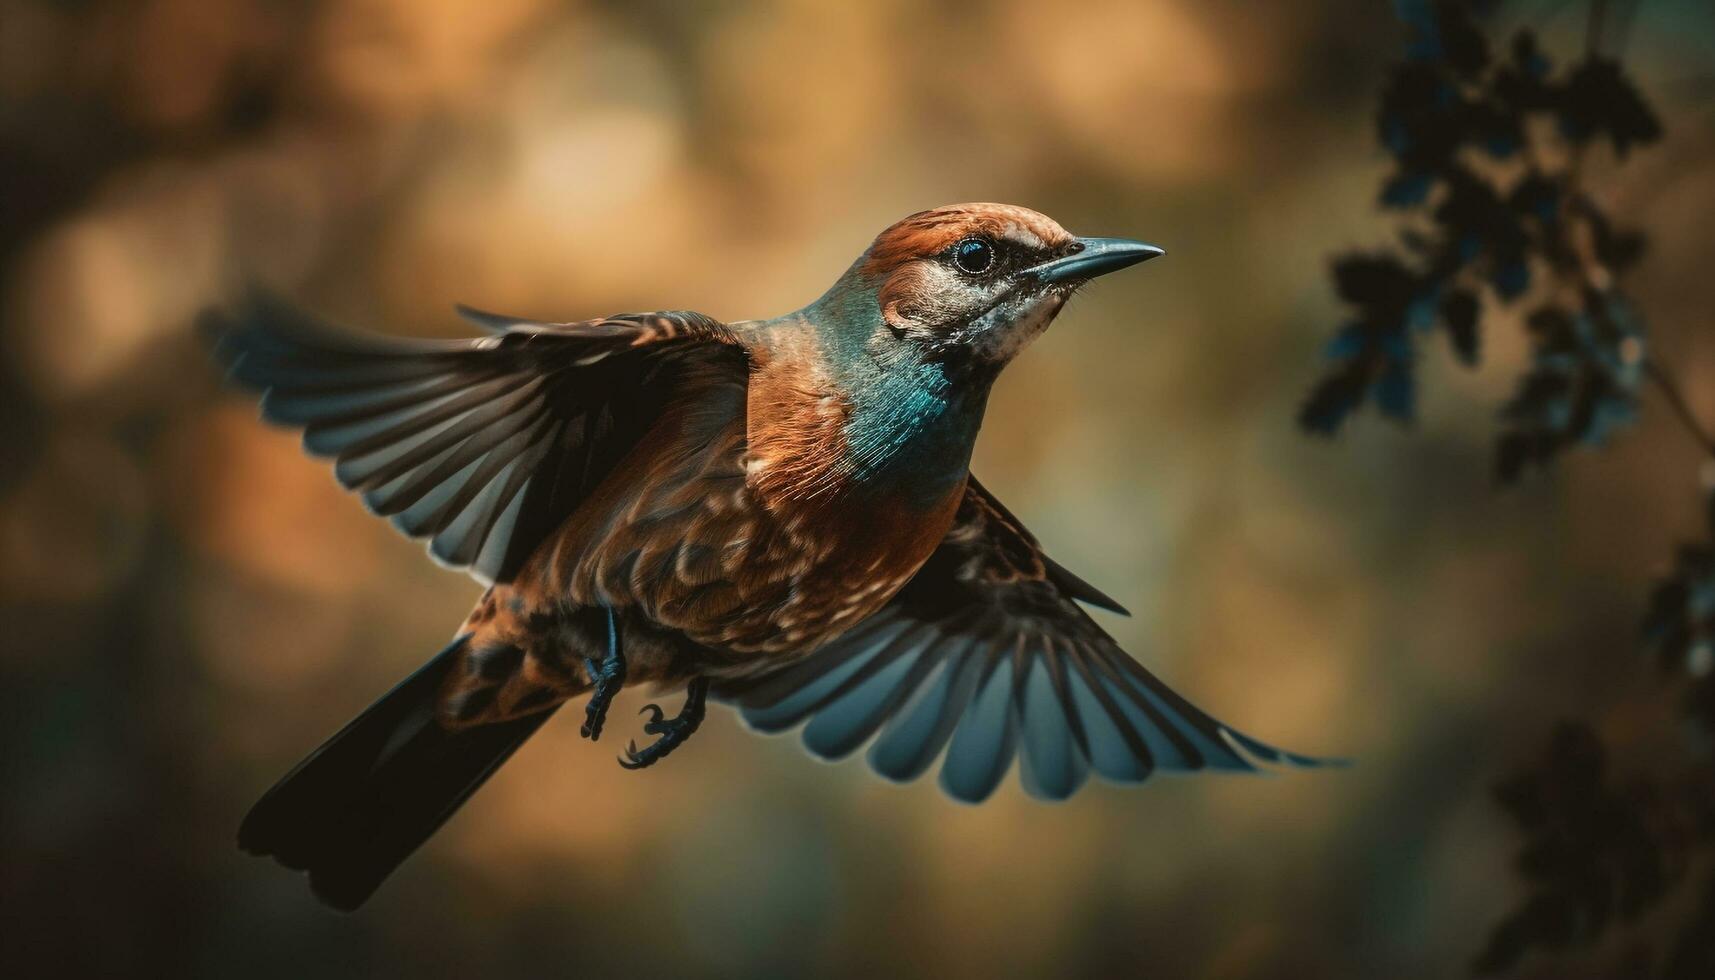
[238,636,557,910]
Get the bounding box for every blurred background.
[3,1,1712,977]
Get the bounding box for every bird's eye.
[951,237,995,275]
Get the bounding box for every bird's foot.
[581,609,626,741]
[619,677,709,770]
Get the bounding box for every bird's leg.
[580,607,626,740]
[619,676,709,770]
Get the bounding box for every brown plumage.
[210,203,1333,910]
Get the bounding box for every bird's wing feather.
[206,290,747,585]
[718,476,1336,802]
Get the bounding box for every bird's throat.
[746,334,988,510]
[840,355,985,504]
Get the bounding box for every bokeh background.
[3,1,1713,977]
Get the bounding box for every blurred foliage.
[1300,0,1662,484]
[1475,721,1711,976]
[1644,485,1715,724]
[1300,2,1715,976]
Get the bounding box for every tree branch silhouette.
[1643,359,1715,460]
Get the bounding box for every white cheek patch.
[970,292,1065,362]
[914,262,965,298]
[887,262,995,337]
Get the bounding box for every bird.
[208,202,1332,910]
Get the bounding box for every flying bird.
[209,203,1331,910]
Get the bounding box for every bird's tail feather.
[238,635,557,910]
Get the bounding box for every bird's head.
[821,203,1163,367]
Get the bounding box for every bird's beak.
[1027,237,1165,284]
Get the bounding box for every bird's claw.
[615,678,709,771]
[618,740,654,770]
[580,708,605,741]
[618,712,690,769]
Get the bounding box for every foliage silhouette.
[1301,2,1715,975]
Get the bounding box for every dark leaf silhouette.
[1441,288,1480,364]
[1381,171,1434,208]
[1643,481,1715,734]
[1558,58,1664,157]
[1475,725,1686,975]
[1495,301,1644,479]
[1585,205,1648,273]
[1508,174,1561,226]
[1299,363,1373,435]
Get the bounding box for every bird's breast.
[743,341,981,510]
[521,359,967,667]
[703,468,965,660]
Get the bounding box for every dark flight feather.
[720,477,1337,803]
[205,290,743,585]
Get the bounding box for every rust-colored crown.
[859,203,1074,277]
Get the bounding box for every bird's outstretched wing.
[206,291,747,585]
[719,477,1336,802]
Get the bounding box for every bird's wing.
[718,476,1336,802]
[206,291,748,585]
